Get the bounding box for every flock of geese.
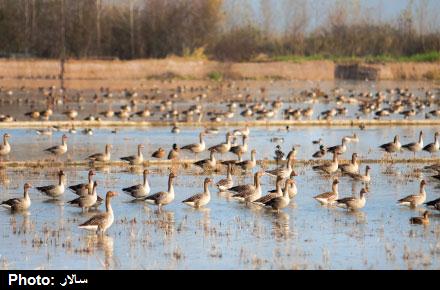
[1,122,440,234]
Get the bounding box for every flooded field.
[1,80,440,270]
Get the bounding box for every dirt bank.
[0,58,438,84]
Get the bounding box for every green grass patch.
[208,71,223,81]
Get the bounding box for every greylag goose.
[235,149,257,171]
[69,170,95,196]
[181,132,206,157]
[261,180,294,212]
[63,109,78,120]
[44,134,68,155]
[233,126,250,137]
[327,138,348,155]
[266,157,294,179]
[152,148,166,159]
[216,164,234,192]
[287,171,298,198]
[230,171,264,203]
[36,170,66,198]
[312,152,339,174]
[402,131,423,157]
[347,165,371,183]
[209,132,232,156]
[1,183,31,211]
[425,197,440,210]
[313,179,339,205]
[68,181,98,212]
[423,132,439,155]
[336,188,367,211]
[78,191,118,235]
[182,178,212,208]
[343,133,359,143]
[168,144,180,160]
[313,145,327,158]
[0,133,11,157]
[230,135,248,157]
[194,149,216,170]
[410,211,429,225]
[339,153,359,174]
[120,144,144,165]
[144,173,176,211]
[286,147,297,161]
[379,135,401,155]
[87,144,112,162]
[122,169,150,199]
[253,176,283,205]
[397,180,427,208]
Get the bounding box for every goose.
[410,211,429,225]
[339,153,359,174]
[167,144,180,160]
[209,132,233,155]
[312,152,339,174]
[1,183,32,211]
[181,132,206,157]
[194,150,216,170]
[36,128,53,136]
[233,126,250,137]
[68,181,98,212]
[230,135,248,157]
[313,179,339,205]
[122,169,150,199]
[68,170,95,196]
[287,171,298,198]
[402,131,424,157]
[144,173,176,211]
[44,134,68,155]
[313,145,327,158]
[230,171,264,203]
[182,178,212,208]
[266,158,294,179]
[336,188,367,211]
[152,148,166,159]
[235,149,257,171]
[87,144,112,162]
[273,145,285,164]
[36,170,66,198]
[261,180,294,212]
[120,144,144,165]
[423,132,439,155]
[327,138,348,155]
[397,180,427,208]
[347,165,371,183]
[343,133,359,143]
[63,109,78,120]
[216,163,234,192]
[253,176,284,205]
[78,191,118,235]
[425,198,440,210]
[286,147,297,161]
[0,133,11,157]
[379,135,401,155]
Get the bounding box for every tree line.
[0,0,439,61]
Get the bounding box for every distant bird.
[230,171,264,203]
[410,211,429,225]
[343,133,359,143]
[68,170,95,196]
[397,180,427,208]
[235,149,257,171]
[216,163,234,192]
[336,188,367,211]
[313,145,327,158]
[347,165,371,183]
[261,180,294,213]
[78,191,118,235]
[181,132,206,157]
[327,138,348,155]
[402,131,424,158]
[425,198,440,211]
[87,144,112,162]
[36,170,66,199]
[120,144,144,165]
[182,178,212,208]
[339,153,359,175]
[312,152,339,174]
[44,134,68,155]
[144,173,176,211]
[194,150,216,170]
[0,133,11,157]
[273,145,285,165]
[1,183,32,211]
[314,179,339,205]
[68,181,98,212]
[379,135,401,156]
[152,147,166,159]
[122,170,150,199]
[168,144,180,160]
[423,132,439,155]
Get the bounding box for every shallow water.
[1,126,440,269]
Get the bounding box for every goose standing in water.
[78,191,118,235]
[402,131,423,158]
[253,176,283,205]
[313,179,339,205]
[36,170,66,199]
[233,126,250,137]
[410,211,430,225]
[347,165,371,183]
[313,145,327,158]
[181,132,205,158]
[287,171,298,198]
[182,178,212,208]
[0,133,11,159]
[344,133,359,144]
[423,132,439,155]
[266,157,294,179]
[230,171,264,203]
[152,148,166,159]
[44,134,68,156]
[335,188,367,211]
[68,181,98,212]
[261,180,294,212]
[69,170,95,196]
[339,153,359,174]
[425,197,440,210]
[235,149,257,171]
[327,138,348,155]
[122,169,150,199]
[397,180,427,208]
[87,144,112,162]
[216,163,234,192]
[379,135,401,158]
[194,149,216,170]
[230,135,248,158]
[209,132,233,157]
[144,173,176,211]
[167,144,180,160]
[312,152,339,174]
[1,183,32,211]
[120,144,144,165]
